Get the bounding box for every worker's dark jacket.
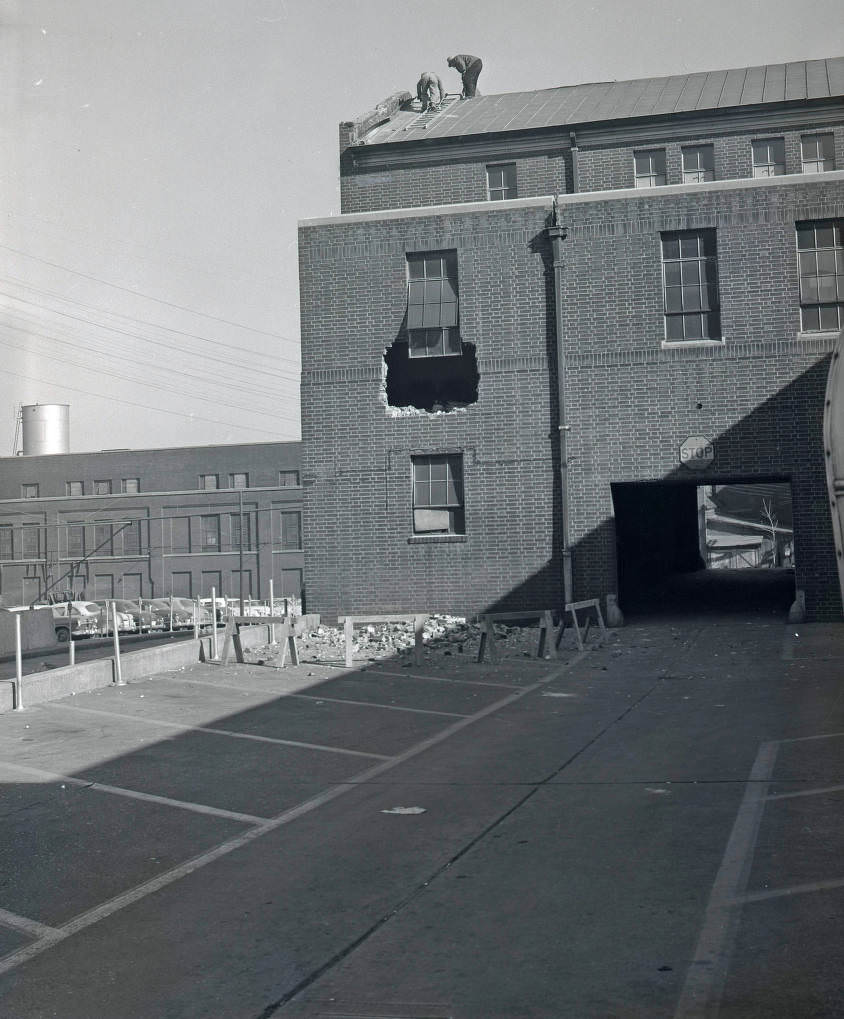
[449,54,481,73]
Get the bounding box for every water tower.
[20,404,70,455]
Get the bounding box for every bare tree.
[761,497,780,567]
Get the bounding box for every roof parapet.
[339,91,413,152]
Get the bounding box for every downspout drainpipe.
[569,131,579,193]
[546,208,573,606]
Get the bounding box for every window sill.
[796,330,840,341]
[408,534,467,544]
[661,338,726,349]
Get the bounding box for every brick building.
[0,442,304,607]
[299,58,844,621]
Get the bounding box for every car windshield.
[79,602,102,614]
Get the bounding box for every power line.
[0,333,297,423]
[0,243,300,345]
[0,364,294,438]
[0,315,292,405]
[0,277,302,372]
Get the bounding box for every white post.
[138,597,143,633]
[14,613,23,710]
[193,599,199,640]
[69,639,75,666]
[211,586,219,660]
[169,595,174,632]
[269,579,276,643]
[112,601,124,686]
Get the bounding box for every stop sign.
[679,435,714,469]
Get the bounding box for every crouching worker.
[416,71,445,112]
[446,54,482,98]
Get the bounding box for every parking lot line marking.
[0,759,269,825]
[49,703,389,760]
[288,693,468,718]
[733,876,844,904]
[0,649,588,979]
[674,740,779,1019]
[777,730,844,744]
[768,783,844,801]
[0,909,60,940]
[369,668,522,690]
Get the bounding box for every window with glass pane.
[22,525,40,559]
[67,523,85,558]
[94,522,113,556]
[229,473,248,489]
[634,150,666,188]
[412,454,465,535]
[280,511,302,550]
[200,515,220,551]
[22,484,38,499]
[199,474,218,490]
[487,163,516,201]
[0,525,13,560]
[407,252,460,358]
[682,145,714,183]
[66,481,83,496]
[801,134,834,173]
[752,138,785,177]
[93,480,112,495]
[230,512,251,551]
[121,478,140,494]
[278,470,300,487]
[797,220,844,331]
[122,520,141,555]
[661,231,721,341]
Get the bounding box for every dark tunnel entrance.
[611,478,797,619]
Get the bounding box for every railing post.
[211,586,219,660]
[69,639,75,666]
[113,601,124,686]
[193,600,199,640]
[14,612,23,710]
[269,579,276,643]
[169,595,174,632]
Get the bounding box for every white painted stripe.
[768,783,844,801]
[674,741,779,1018]
[370,668,521,690]
[289,693,468,718]
[0,760,269,825]
[735,876,844,904]
[0,909,60,940]
[0,650,588,977]
[778,730,844,744]
[49,703,389,761]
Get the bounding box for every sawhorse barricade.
[476,610,558,663]
[210,616,299,667]
[338,614,427,668]
[561,598,607,651]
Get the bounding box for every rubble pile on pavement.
[243,613,566,666]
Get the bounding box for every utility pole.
[238,488,245,616]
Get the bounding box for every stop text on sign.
[679,436,714,468]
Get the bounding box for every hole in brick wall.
[384,339,479,412]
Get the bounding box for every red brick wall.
[300,175,844,621]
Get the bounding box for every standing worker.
[446,54,483,98]
[416,71,445,112]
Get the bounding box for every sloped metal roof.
[360,57,844,146]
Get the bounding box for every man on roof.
[446,54,482,98]
[416,71,446,112]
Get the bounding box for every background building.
[299,57,844,621]
[0,438,303,607]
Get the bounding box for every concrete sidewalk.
[0,615,842,1017]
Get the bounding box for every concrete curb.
[0,615,320,713]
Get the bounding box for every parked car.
[49,603,100,642]
[107,599,157,633]
[90,601,134,633]
[141,598,211,630]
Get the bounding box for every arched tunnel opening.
[611,477,796,618]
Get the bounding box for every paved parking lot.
[0,618,843,1017]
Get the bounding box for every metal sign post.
[14,613,23,710]
[112,601,124,686]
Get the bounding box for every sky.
[0,0,839,453]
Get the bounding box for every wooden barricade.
[561,598,607,651]
[211,615,299,667]
[338,614,427,668]
[475,610,558,663]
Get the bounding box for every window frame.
[121,478,140,494]
[796,219,843,333]
[93,480,112,496]
[0,524,13,560]
[486,162,517,201]
[21,484,39,499]
[279,510,303,551]
[278,470,300,488]
[634,149,667,188]
[229,472,249,490]
[200,514,221,552]
[66,481,84,496]
[21,524,41,560]
[801,133,835,174]
[199,474,219,491]
[230,512,252,551]
[681,144,715,183]
[406,251,460,359]
[660,229,722,343]
[411,454,465,536]
[751,137,786,177]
